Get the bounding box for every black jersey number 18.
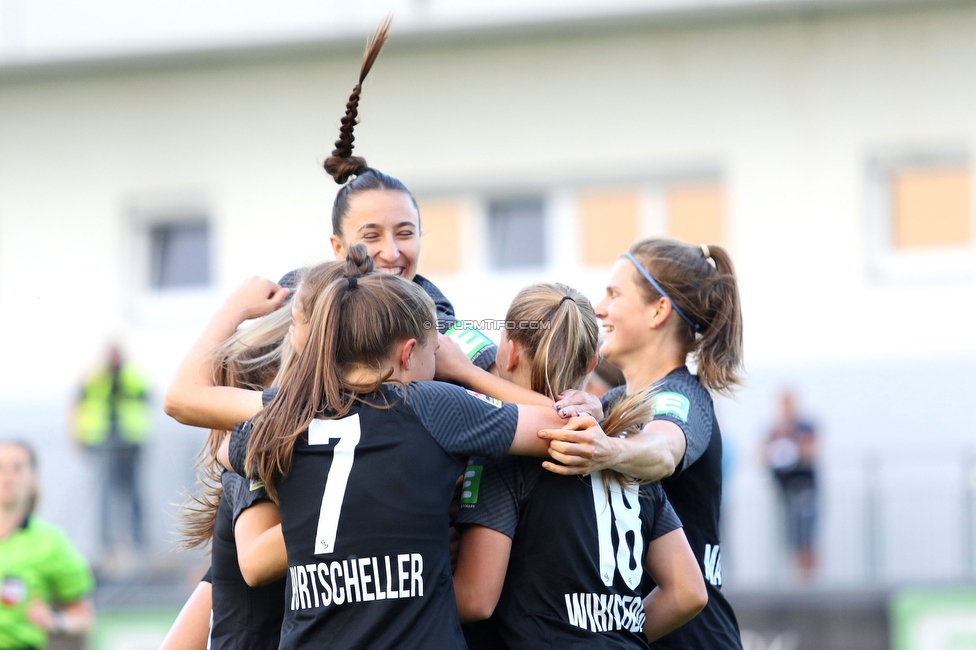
[308,415,363,555]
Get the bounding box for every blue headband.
[623,252,700,332]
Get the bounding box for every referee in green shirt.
[0,440,94,650]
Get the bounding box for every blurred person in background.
[763,390,819,581]
[72,343,152,559]
[0,440,94,649]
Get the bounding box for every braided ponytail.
[323,14,393,184]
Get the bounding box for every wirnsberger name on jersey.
[289,553,425,611]
[564,592,646,633]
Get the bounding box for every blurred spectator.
[0,440,95,648]
[763,390,819,581]
[72,344,151,556]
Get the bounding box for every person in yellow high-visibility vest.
[73,344,151,555]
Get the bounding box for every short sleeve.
[641,482,682,541]
[228,420,253,478]
[45,531,94,602]
[201,567,213,583]
[455,456,523,538]
[650,376,712,475]
[228,389,276,477]
[402,381,519,458]
[443,324,498,372]
[221,471,272,528]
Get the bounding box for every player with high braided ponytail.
[315,16,517,390]
[322,14,391,184]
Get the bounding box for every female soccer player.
[550,239,744,649]
[0,440,94,649]
[162,19,555,431]
[162,272,335,650]
[208,246,576,649]
[448,284,706,649]
[321,16,499,373]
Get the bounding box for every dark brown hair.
[627,239,743,394]
[245,244,435,501]
[321,15,419,238]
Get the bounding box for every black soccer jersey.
[414,274,497,371]
[229,381,520,650]
[456,456,682,649]
[603,367,742,650]
[209,471,286,650]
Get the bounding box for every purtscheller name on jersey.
[289,553,425,611]
[564,592,646,634]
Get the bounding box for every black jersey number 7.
[308,415,363,555]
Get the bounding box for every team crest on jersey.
[652,392,690,422]
[465,390,502,408]
[445,324,492,361]
[1,576,27,606]
[460,464,483,506]
[249,480,265,491]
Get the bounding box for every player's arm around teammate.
[537,240,745,650]
[437,327,681,482]
[537,242,740,482]
[448,285,705,647]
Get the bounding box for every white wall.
[1,2,974,582]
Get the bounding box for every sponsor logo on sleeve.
[465,390,502,408]
[460,464,483,505]
[445,324,493,361]
[652,392,691,422]
[1,576,27,606]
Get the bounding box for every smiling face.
[330,190,421,280]
[594,259,658,367]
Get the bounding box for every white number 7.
[308,415,362,556]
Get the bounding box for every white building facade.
[1,0,974,587]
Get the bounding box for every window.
[891,167,970,250]
[666,183,726,246]
[867,152,972,281]
[149,221,211,289]
[487,197,546,269]
[579,189,641,267]
[417,199,463,276]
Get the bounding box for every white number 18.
[590,470,644,589]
